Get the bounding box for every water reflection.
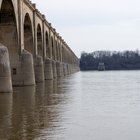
[0,93,12,140]
[0,78,70,140]
[1,71,140,140]
[11,86,36,140]
[35,79,69,140]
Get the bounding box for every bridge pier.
[21,50,35,86]
[0,0,80,89]
[63,63,68,76]
[0,44,12,93]
[1,49,36,87]
[67,64,71,75]
[44,58,53,80]
[52,60,57,79]
[34,56,44,83]
[56,61,63,77]
[69,65,72,74]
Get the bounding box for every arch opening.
[57,43,61,61]
[55,41,59,61]
[59,45,62,62]
[37,24,43,57]
[62,47,65,62]
[24,13,33,55]
[58,43,60,61]
[51,37,55,60]
[0,0,18,63]
[46,32,50,58]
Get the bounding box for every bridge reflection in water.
[1,71,140,140]
[0,75,75,140]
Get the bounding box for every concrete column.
[68,64,71,74]
[56,61,63,77]
[44,58,53,80]
[66,63,69,75]
[34,55,44,82]
[52,60,57,79]
[21,50,35,86]
[67,64,71,75]
[63,63,68,76]
[0,44,12,93]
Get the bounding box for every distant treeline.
[80,50,140,70]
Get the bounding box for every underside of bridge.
[45,31,50,59]
[0,0,18,66]
[37,24,43,57]
[0,0,79,92]
[24,13,34,55]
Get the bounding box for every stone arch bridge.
[0,0,79,92]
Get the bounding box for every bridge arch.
[0,0,16,14]
[37,24,43,57]
[58,41,60,61]
[0,0,18,63]
[45,31,50,58]
[51,36,55,60]
[55,40,59,61]
[24,13,34,55]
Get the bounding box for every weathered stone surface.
[0,44,12,93]
[34,55,44,83]
[63,63,68,76]
[52,60,57,79]
[21,49,35,85]
[56,61,63,77]
[0,0,80,88]
[44,58,53,80]
[11,50,35,86]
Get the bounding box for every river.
[0,71,140,140]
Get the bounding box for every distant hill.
[80,50,140,71]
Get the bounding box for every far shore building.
[98,62,105,71]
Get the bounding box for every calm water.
[0,71,140,140]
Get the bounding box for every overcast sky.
[32,0,140,57]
